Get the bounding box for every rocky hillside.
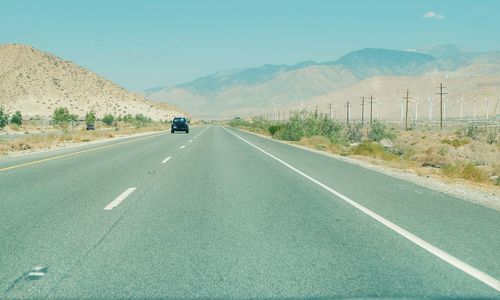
[0,44,184,120]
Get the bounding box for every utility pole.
[436,83,447,130]
[369,95,374,126]
[345,100,351,125]
[403,89,411,131]
[360,96,366,126]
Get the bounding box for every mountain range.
[146,45,500,120]
[0,44,184,121]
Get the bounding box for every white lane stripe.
[161,156,172,163]
[180,145,186,149]
[223,127,500,292]
[104,188,136,210]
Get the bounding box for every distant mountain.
[0,44,184,120]
[146,46,500,119]
[326,48,437,78]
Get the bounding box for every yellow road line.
[0,133,164,173]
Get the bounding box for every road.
[0,126,499,298]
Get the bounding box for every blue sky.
[1,0,499,90]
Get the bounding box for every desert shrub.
[351,141,397,160]
[135,114,151,123]
[441,138,469,148]
[102,114,115,126]
[10,111,22,126]
[0,107,9,128]
[486,131,497,145]
[466,123,481,140]
[346,123,362,143]
[85,111,96,125]
[122,114,135,123]
[368,121,395,142]
[69,114,78,123]
[53,107,70,124]
[443,162,488,183]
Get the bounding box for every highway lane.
[0,125,499,298]
[0,127,206,297]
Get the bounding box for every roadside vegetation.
[0,106,170,155]
[229,113,499,187]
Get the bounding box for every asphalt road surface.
[0,126,499,298]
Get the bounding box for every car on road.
[171,117,189,133]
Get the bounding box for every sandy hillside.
[0,44,185,120]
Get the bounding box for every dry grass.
[0,122,167,155]
[290,129,498,187]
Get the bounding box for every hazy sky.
[1,0,499,90]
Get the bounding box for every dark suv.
[171,117,189,133]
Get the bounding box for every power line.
[436,83,447,130]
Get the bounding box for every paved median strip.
[104,188,137,210]
[223,127,500,292]
[161,156,172,164]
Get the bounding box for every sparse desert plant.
[102,114,115,126]
[10,111,23,126]
[0,107,9,128]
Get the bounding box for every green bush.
[10,110,22,126]
[102,114,115,126]
[274,115,305,141]
[268,124,284,136]
[85,111,96,125]
[122,114,135,123]
[0,107,9,129]
[53,107,71,124]
[69,114,78,123]
[368,121,395,141]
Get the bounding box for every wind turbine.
[400,99,405,120]
[375,101,383,120]
[485,98,489,119]
[473,98,477,119]
[414,96,420,122]
[443,97,447,120]
[428,97,433,121]
[271,100,281,122]
[458,95,465,119]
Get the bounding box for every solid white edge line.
[161,156,172,164]
[223,127,500,292]
[104,188,137,210]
